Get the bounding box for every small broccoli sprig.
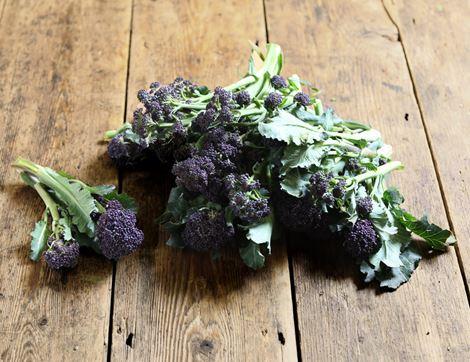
[13,158,144,270]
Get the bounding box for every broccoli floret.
[97,200,144,260]
[181,209,234,251]
[274,191,324,232]
[270,75,288,89]
[294,92,310,106]
[229,192,270,223]
[343,219,380,259]
[332,180,346,199]
[44,239,80,270]
[202,128,241,160]
[213,86,232,106]
[264,92,283,111]
[309,171,332,199]
[216,106,233,124]
[108,135,130,166]
[356,197,373,217]
[172,155,215,194]
[234,91,251,107]
[192,109,216,133]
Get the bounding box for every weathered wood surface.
[0,0,130,360]
[383,0,470,290]
[110,0,296,361]
[265,0,470,359]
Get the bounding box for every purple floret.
[229,192,270,223]
[97,200,144,260]
[192,108,216,132]
[294,92,311,106]
[108,135,129,166]
[202,128,241,159]
[213,86,232,106]
[356,196,373,217]
[182,209,234,251]
[271,75,288,89]
[310,171,332,199]
[344,219,381,259]
[44,239,80,270]
[217,106,233,124]
[234,91,251,107]
[172,155,215,194]
[264,92,283,111]
[332,180,346,199]
[274,191,324,232]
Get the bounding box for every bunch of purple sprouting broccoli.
[104,43,455,289]
[13,158,143,270]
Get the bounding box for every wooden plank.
[0,1,131,360]
[383,0,470,292]
[111,0,297,360]
[265,0,470,359]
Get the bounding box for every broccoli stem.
[33,183,60,222]
[104,123,131,140]
[352,161,403,185]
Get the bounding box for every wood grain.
[265,0,470,359]
[383,0,470,292]
[111,0,297,361]
[0,0,131,360]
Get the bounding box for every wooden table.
[1,0,469,360]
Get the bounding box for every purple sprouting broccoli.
[294,92,311,106]
[274,191,324,232]
[229,192,270,224]
[356,196,373,217]
[310,171,332,199]
[108,135,130,167]
[213,86,232,107]
[97,200,144,260]
[343,219,381,259]
[264,92,283,111]
[346,158,364,173]
[270,75,288,89]
[234,91,251,107]
[332,180,346,199]
[202,128,241,160]
[44,239,80,269]
[181,209,234,251]
[217,106,233,124]
[172,155,215,194]
[192,108,217,133]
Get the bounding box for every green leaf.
[280,144,327,175]
[258,110,324,145]
[377,246,422,289]
[239,242,265,270]
[88,184,115,196]
[105,191,138,212]
[383,187,404,206]
[166,232,185,249]
[246,215,273,252]
[30,220,50,261]
[75,232,101,254]
[398,212,455,251]
[280,168,310,197]
[58,214,73,241]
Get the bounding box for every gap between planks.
[381,0,470,305]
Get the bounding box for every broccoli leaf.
[75,232,101,254]
[295,107,339,131]
[30,220,50,261]
[280,168,310,197]
[246,215,273,252]
[58,213,73,241]
[397,211,455,251]
[166,232,185,249]
[239,242,265,270]
[377,246,422,289]
[258,110,324,145]
[383,187,404,206]
[88,184,115,196]
[105,191,138,212]
[280,144,327,175]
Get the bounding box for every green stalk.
[104,123,131,140]
[33,183,60,222]
[352,161,403,185]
